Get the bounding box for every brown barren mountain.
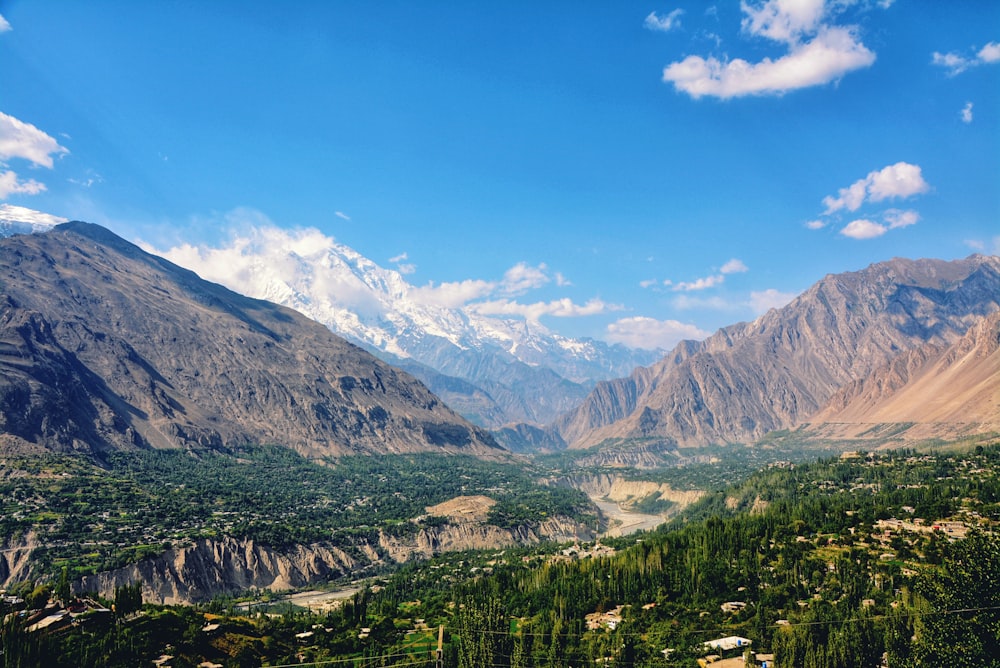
[803,310,1000,441]
[555,255,1000,448]
[0,222,501,458]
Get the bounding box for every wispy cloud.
[334,211,351,221]
[0,14,11,33]
[389,252,416,275]
[822,162,929,214]
[749,288,796,314]
[669,258,748,292]
[662,0,877,99]
[644,9,684,33]
[606,316,708,350]
[469,297,622,323]
[932,41,1000,76]
[961,101,974,124]
[672,274,725,291]
[0,171,46,198]
[409,279,495,308]
[720,258,749,274]
[805,219,827,230]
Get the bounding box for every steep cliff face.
[0,223,501,458]
[556,256,1000,448]
[0,532,38,586]
[74,537,358,605]
[71,513,597,604]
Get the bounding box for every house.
[721,601,747,614]
[755,653,775,667]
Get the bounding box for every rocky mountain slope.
[803,309,1000,441]
[151,230,660,428]
[554,256,1000,448]
[0,222,501,458]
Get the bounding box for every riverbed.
[592,498,666,537]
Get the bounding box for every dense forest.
[2,445,998,666]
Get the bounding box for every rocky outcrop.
[377,518,593,563]
[555,256,1000,448]
[70,511,597,604]
[0,223,502,459]
[547,474,704,514]
[74,537,358,605]
[0,532,38,587]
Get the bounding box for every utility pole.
[436,624,444,668]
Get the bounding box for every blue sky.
[1,1,997,349]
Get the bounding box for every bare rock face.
[0,223,502,458]
[74,537,358,605]
[71,515,597,604]
[555,256,1000,448]
[804,310,1000,441]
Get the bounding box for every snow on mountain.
[151,227,662,427]
[0,204,67,236]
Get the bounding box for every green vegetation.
[0,446,594,579]
[3,444,998,666]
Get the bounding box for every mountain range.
[1,214,997,459]
[0,222,500,459]
[551,255,1000,449]
[150,231,662,428]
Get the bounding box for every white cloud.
[883,208,919,229]
[0,14,10,33]
[469,297,622,323]
[867,162,929,202]
[932,41,1000,76]
[961,101,974,124]
[606,316,709,350]
[639,279,659,289]
[0,203,67,226]
[0,170,46,198]
[838,208,919,240]
[662,0,877,99]
[409,279,496,308]
[822,161,929,213]
[749,288,796,313]
[388,252,415,275]
[645,9,684,32]
[555,272,572,287]
[740,0,826,43]
[805,219,827,229]
[720,258,749,274]
[147,221,393,317]
[980,41,1000,63]
[335,211,351,221]
[672,274,724,291]
[840,218,886,239]
[501,262,550,295]
[0,112,68,168]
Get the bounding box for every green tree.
[902,531,1000,667]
